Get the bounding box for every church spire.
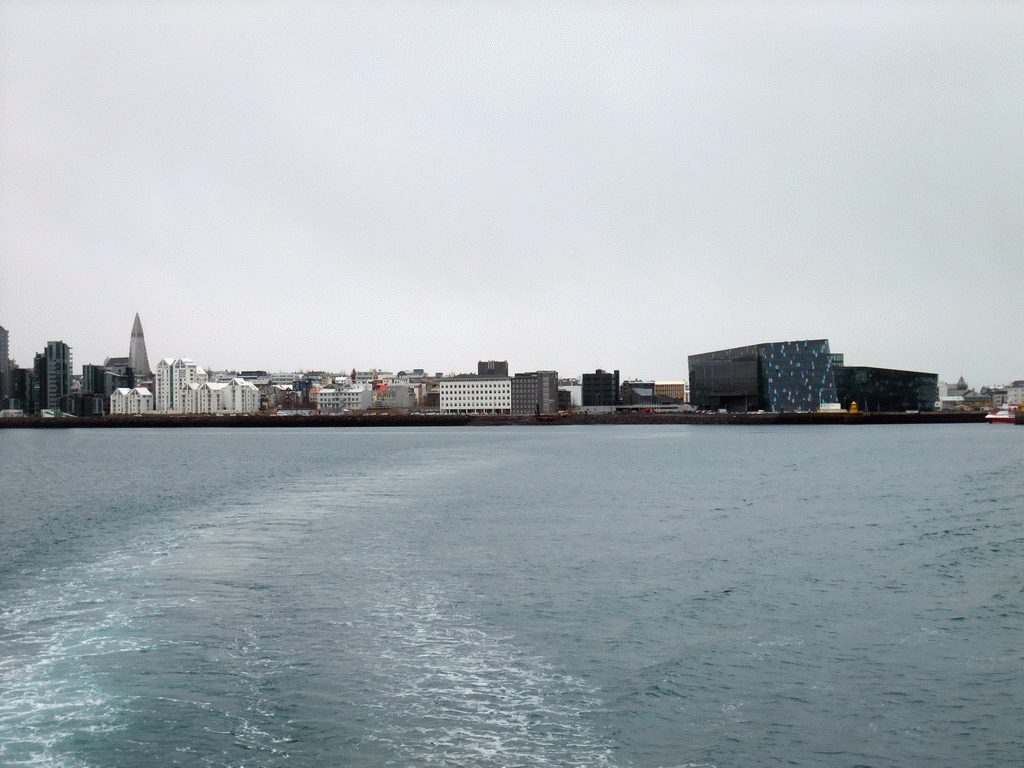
[129,313,152,378]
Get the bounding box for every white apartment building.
[110,387,154,414]
[1007,380,1024,406]
[374,383,419,410]
[439,376,512,414]
[314,386,373,413]
[180,378,260,414]
[155,358,208,412]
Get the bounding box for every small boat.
[985,405,1018,424]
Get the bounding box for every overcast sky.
[2,1,1021,384]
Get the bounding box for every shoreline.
[0,411,991,428]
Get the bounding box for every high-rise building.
[32,341,73,412]
[0,325,9,408]
[8,367,33,412]
[155,357,208,412]
[129,313,152,378]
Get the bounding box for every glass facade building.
[833,367,938,413]
[761,340,838,413]
[689,340,835,412]
[689,339,937,413]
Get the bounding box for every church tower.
[129,313,153,378]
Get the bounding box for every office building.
[511,371,558,415]
[439,375,511,414]
[581,369,620,407]
[654,381,689,403]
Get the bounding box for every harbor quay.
[0,410,989,429]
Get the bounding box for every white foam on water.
[0,548,184,767]
[365,584,617,767]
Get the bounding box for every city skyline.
[2,2,1021,384]
[1,312,1016,391]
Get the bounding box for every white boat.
[985,405,1018,424]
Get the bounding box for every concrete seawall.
[0,411,990,428]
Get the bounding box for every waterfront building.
[314,385,373,413]
[0,325,9,408]
[689,339,937,413]
[511,371,559,415]
[439,375,512,414]
[581,369,620,407]
[110,387,154,414]
[180,378,259,414]
[689,340,836,413]
[620,380,656,407]
[984,387,1008,408]
[1005,381,1024,407]
[155,358,208,412]
[833,366,938,412]
[373,383,420,410]
[32,341,73,413]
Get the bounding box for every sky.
[2,1,1022,384]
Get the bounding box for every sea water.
[1,424,1021,767]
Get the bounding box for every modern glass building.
[689,339,936,413]
[833,366,938,413]
[31,341,73,413]
[688,339,837,413]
